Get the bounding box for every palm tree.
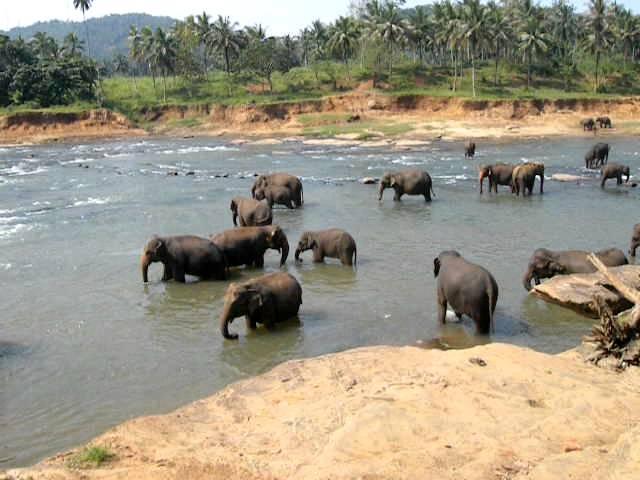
[369,0,411,76]
[128,25,143,92]
[299,28,313,66]
[517,7,550,90]
[614,8,640,67]
[72,0,93,57]
[62,32,84,58]
[309,20,327,60]
[486,1,511,87]
[141,26,156,90]
[549,0,578,91]
[327,16,360,70]
[437,1,463,92]
[31,32,58,60]
[210,15,242,75]
[151,28,178,103]
[584,0,613,93]
[195,12,212,75]
[460,0,490,97]
[408,6,431,64]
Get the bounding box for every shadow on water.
[294,262,358,291]
[0,341,29,359]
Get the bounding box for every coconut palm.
[437,1,463,91]
[584,0,613,93]
[72,0,93,57]
[614,8,640,67]
[151,28,178,103]
[486,1,511,87]
[299,28,313,66]
[141,26,156,90]
[210,15,242,75]
[408,6,432,64]
[369,0,411,75]
[195,12,212,75]
[517,7,550,90]
[31,32,58,60]
[128,25,143,91]
[62,32,84,58]
[460,0,490,97]
[309,20,327,59]
[327,16,360,68]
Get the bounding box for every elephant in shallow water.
[478,163,514,194]
[433,251,498,334]
[219,272,302,339]
[254,185,297,209]
[585,143,609,169]
[141,235,227,283]
[464,141,476,159]
[251,173,303,207]
[629,224,640,257]
[512,163,544,196]
[230,197,272,226]
[295,229,357,266]
[601,164,630,188]
[522,247,628,291]
[378,170,434,202]
[211,225,289,268]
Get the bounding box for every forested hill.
[3,14,176,59]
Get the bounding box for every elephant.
[230,197,273,227]
[596,116,612,128]
[251,173,303,207]
[601,163,630,188]
[581,118,596,131]
[378,170,434,202]
[522,247,628,291]
[211,225,289,268]
[512,162,545,196]
[219,272,302,340]
[433,251,498,335]
[464,141,476,159]
[295,229,357,266]
[629,224,640,257]
[254,185,296,209]
[478,163,514,194]
[141,235,227,283]
[585,143,609,169]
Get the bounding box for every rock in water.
[531,266,640,317]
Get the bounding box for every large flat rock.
[531,265,640,317]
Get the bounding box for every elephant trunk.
[219,302,239,340]
[378,183,385,201]
[294,248,303,262]
[522,266,535,292]
[141,254,151,283]
[279,239,290,266]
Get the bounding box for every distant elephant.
[141,235,227,283]
[596,116,612,128]
[295,229,357,266]
[211,225,289,268]
[230,197,273,226]
[220,272,302,340]
[512,162,545,196]
[522,247,628,291]
[433,251,498,334]
[251,173,303,207]
[630,224,640,257]
[478,163,514,194]
[581,118,596,131]
[601,163,630,188]
[254,185,296,209]
[585,143,609,169]
[378,170,434,202]
[464,141,476,159]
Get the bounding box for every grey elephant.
[596,116,612,128]
[433,251,498,334]
[141,235,227,283]
[581,118,596,131]
[512,162,544,196]
[230,197,273,226]
[464,141,476,159]
[585,143,609,169]
[254,185,296,209]
[478,163,514,194]
[211,225,289,268]
[601,163,630,188]
[629,224,640,257]
[251,173,303,207]
[295,229,357,266]
[219,272,302,340]
[378,169,434,202]
[522,247,628,290]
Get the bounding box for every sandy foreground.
[4,343,639,480]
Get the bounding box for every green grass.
[0,101,98,116]
[67,446,114,469]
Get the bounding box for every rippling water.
[1,136,638,467]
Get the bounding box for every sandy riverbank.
[4,343,639,480]
[2,94,640,147]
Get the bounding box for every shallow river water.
[1,135,638,467]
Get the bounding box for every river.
[0,136,638,467]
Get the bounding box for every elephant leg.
[162,264,173,281]
[618,175,623,185]
[245,315,258,330]
[437,292,447,325]
[239,217,247,227]
[423,191,431,202]
[172,265,186,283]
[312,248,324,263]
[455,312,463,321]
[340,252,353,266]
[255,254,265,268]
[535,277,541,285]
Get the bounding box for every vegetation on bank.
[66,446,114,469]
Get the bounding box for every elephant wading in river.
[251,173,303,207]
[295,229,357,266]
[630,224,640,257]
[141,235,228,283]
[601,163,630,189]
[585,143,609,169]
[522,247,628,290]
[211,225,289,268]
[434,251,498,334]
[378,170,434,202]
[219,272,302,339]
[254,185,297,209]
[465,141,476,159]
[230,197,272,226]
[512,163,544,196]
[478,163,514,194]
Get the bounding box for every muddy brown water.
[0,136,638,467]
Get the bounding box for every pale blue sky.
[1,0,638,33]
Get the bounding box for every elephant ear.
[247,291,263,315]
[433,258,441,277]
[548,260,565,275]
[148,237,164,255]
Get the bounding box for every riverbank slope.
[5,343,639,480]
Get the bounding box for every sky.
[1,0,639,33]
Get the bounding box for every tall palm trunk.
[494,41,500,87]
[594,50,600,93]
[162,70,167,103]
[224,47,230,74]
[471,51,476,97]
[527,50,532,90]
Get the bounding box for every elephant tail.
[487,285,496,334]
[353,247,357,267]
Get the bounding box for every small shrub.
[67,446,114,469]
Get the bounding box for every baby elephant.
[230,197,272,226]
[464,141,476,159]
[434,251,498,334]
[141,235,227,283]
[601,163,630,189]
[254,185,297,209]
[295,229,357,266]
[629,224,640,257]
[219,272,302,340]
[585,143,609,169]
